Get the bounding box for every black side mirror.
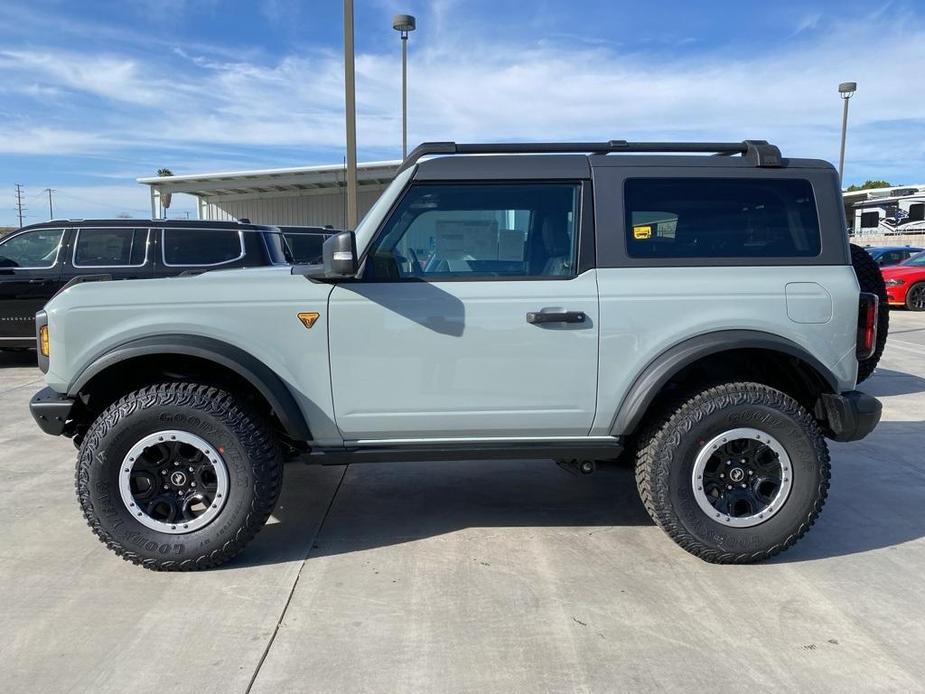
[293,230,358,279]
[323,231,358,277]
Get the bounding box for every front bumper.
[818,391,882,442]
[30,387,76,436]
[885,286,904,305]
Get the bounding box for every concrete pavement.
[2,311,924,693]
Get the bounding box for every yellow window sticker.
[633,225,652,240]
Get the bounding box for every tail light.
[857,292,878,361]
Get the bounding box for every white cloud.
[0,49,168,107]
[0,126,104,155]
[1,10,924,183]
[791,11,823,36]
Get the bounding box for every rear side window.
[625,178,821,259]
[162,229,243,266]
[74,228,148,267]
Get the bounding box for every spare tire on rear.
[850,243,889,384]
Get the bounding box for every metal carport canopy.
[137,160,400,197]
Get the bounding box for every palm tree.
[155,169,174,216]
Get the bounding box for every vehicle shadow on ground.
[0,350,37,369]
[775,420,925,563]
[863,368,925,397]
[232,419,925,569]
[227,459,652,569]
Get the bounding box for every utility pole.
[343,0,359,229]
[14,184,26,228]
[45,188,55,219]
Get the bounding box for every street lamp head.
[838,81,857,98]
[392,14,416,33]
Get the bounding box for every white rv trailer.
[844,185,925,236]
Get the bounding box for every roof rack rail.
[397,139,782,173]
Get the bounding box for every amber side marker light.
[297,312,320,329]
[39,325,50,357]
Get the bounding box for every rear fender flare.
[610,330,839,436]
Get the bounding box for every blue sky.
[1,0,924,225]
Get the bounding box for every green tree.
[846,179,895,192]
[157,168,173,177]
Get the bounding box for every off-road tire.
[635,382,830,563]
[76,382,283,571]
[850,242,889,383]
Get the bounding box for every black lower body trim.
[0,339,36,350]
[30,387,75,436]
[306,440,624,464]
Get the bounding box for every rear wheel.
[635,382,830,563]
[906,282,925,311]
[850,243,889,383]
[76,382,283,571]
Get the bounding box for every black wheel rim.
[692,428,792,527]
[909,285,925,310]
[120,430,228,534]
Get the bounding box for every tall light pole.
[343,0,359,228]
[838,81,857,183]
[392,14,416,160]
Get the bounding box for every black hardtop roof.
[405,140,835,180]
[17,218,279,232]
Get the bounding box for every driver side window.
[366,182,580,280]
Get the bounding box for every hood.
[46,264,328,313]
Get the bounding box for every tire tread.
[850,242,889,383]
[635,382,830,564]
[75,382,283,571]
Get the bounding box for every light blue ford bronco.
[30,141,885,570]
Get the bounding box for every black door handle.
[526,310,586,324]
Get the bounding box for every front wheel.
[906,282,925,311]
[635,382,830,563]
[76,383,283,571]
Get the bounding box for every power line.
[14,184,26,228]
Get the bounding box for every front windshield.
[903,251,925,266]
[353,166,415,254]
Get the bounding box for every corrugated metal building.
[138,161,399,227]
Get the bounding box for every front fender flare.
[68,334,311,441]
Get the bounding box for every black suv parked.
[0,219,290,348]
[278,226,338,264]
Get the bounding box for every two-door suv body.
[30,141,882,569]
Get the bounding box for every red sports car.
[882,251,925,311]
